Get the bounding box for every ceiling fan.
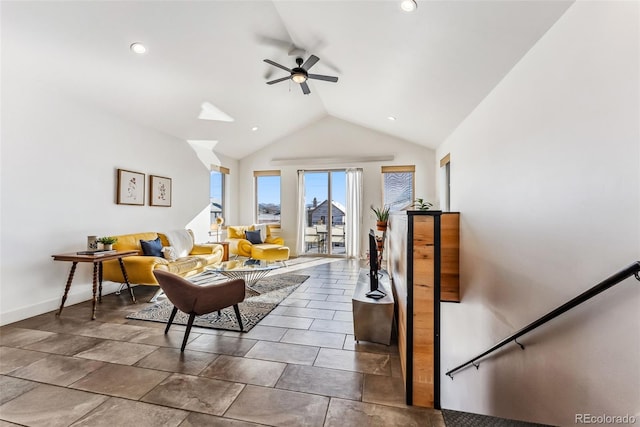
[263,55,338,95]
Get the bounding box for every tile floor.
[0,258,444,427]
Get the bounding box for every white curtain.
[345,168,363,259]
[296,171,306,256]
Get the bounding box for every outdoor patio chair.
[305,227,319,251]
[331,225,345,246]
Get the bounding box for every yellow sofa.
[225,225,288,262]
[102,231,223,285]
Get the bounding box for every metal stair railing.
[446,261,640,379]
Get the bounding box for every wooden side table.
[52,250,138,320]
[219,241,229,261]
[207,241,229,261]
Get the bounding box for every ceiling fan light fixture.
[264,55,337,95]
[291,73,307,83]
[400,0,417,12]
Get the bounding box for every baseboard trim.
[0,282,123,326]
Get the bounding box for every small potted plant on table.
[97,236,118,251]
[413,198,433,211]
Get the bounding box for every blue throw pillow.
[245,230,263,244]
[140,237,163,257]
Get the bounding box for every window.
[382,165,415,211]
[210,166,228,226]
[440,154,451,212]
[301,170,347,256]
[255,170,281,224]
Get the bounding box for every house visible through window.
[382,165,415,211]
[255,170,281,224]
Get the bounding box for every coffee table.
[207,260,280,294]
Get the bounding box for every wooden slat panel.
[389,212,447,409]
[413,251,434,284]
[414,343,434,386]
[413,382,434,407]
[412,215,435,409]
[413,217,434,244]
[441,213,460,302]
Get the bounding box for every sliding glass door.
[302,170,346,256]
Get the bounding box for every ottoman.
[251,244,290,266]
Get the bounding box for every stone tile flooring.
[0,258,444,426]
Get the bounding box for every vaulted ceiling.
[3,1,573,159]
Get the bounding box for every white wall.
[0,81,212,325]
[235,115,436,256]
[436,2,639,426]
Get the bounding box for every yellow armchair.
[225,225,284,258]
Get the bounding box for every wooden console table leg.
[57,262,78,316]
[98,262,103,303]
[118,258,136,303]
[91,262,99,320]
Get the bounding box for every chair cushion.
[163,229,194,258]
[227,225,254,239]
[251,245,290,262]
[140,237,163,257]
[252,224,268,240]
[164,257,203,275]
[245,230,263,244]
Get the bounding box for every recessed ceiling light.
[400,0,417,12]
[130,42,147,54]
[251,126,259,131]
[387,116,397,121]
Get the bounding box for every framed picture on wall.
[150,175,172,207]
[116,169,145,205]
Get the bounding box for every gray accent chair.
[152,270,246,351]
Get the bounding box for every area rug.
[126,272,309,332]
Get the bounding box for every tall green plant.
[371,205,390,222]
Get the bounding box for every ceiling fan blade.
[257,35,292,49]
[300,81,311,95]
[305,38,341,73]
[288,44,307,57]
[302,55,319,71]
[308,74,338,83]
[257,35,306,56]
[266,76,291,85]
[263,59,291,73]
